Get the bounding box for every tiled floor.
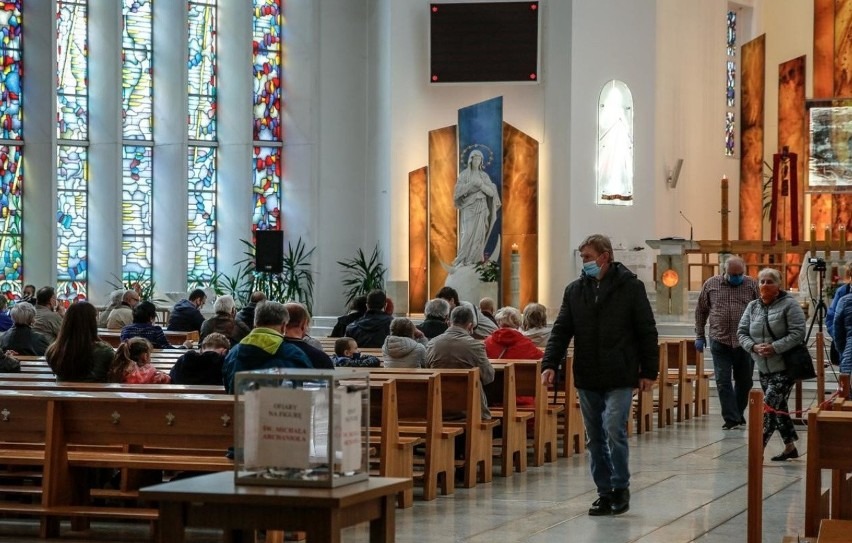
[0,387,823,543]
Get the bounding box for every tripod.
[802,263,827,414]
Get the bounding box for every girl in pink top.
[108,337,171,384]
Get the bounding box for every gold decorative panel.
[739,35,765,242]
[409,167,428,314]
[428,126,458,298]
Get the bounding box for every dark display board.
[430,2,540,83]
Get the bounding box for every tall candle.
[510,244,520,308]
[721,176,729,251]
[825,225,832,260]
[810,224,816,254]
[841,225,847,260]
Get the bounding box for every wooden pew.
[656,343,675,428]
[665,341,695,423]
[681,339,713,417]
[805,406,852,537]
[97,329,198,348]
[0,390,234,538]
[485,363,533,475]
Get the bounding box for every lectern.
[646,239,699,316]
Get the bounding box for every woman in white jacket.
[382,317,428,368]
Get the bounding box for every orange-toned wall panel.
[409,167,428,314]
[500,123,538,309]
[835,0,852,95]
[428,126,458,298]
[778,56,806,285]
[739,35,765,241]
[814,0,834,98]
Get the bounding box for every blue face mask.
[727,274,744,286]
[583,261,601,277]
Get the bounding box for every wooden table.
[139,472,411,543]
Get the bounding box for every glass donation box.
[233,368,370,488]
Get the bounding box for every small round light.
[661,269,679,288]
[431,75,438,82]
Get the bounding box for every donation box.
[234,368,369,488]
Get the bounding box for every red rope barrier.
[762,390,840,417]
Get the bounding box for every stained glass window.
[252,1,283,231]
[0,1,22,142]
[188,146,216,283]
[57,1,88,302]
[0,145,22,294]
[57,1,88,141]
[188,0,216,141]
[122,146,152,282]
[252,146,281,230]
[122,0,153,140]
[725,10,736,157]
[596,80,634,206]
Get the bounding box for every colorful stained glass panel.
[57,146,87,286]
[188,146,216,283]
[726,60,735,108]
[252,0,281,142]
[0,1,23,50]
[122,0,153,140]
[0,144,20,288]
[122,237,152,282]
[57,281,87,303]
[122,146,152,281]
[0,48,22,141]
[252,146,280,230]
[57,1,88,140]
[725,111,735,156]
[726,11,736,57]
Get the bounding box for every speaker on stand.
[255,230,284,274]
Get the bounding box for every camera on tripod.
[808,256,827,272]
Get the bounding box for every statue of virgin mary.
[452,149,501,266]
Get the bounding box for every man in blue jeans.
[694,256,759,430]
[542,234,658,516]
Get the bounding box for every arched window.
[187,0,217,285]
[56,0,89,302]
[596,80,634,205]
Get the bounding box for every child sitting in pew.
[108,337,171,384]
[170,332,230,385]
[332,337,381,368]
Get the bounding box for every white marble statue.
[453,149,501,266]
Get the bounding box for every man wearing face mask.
[694,256,759,430]
[541,234,658,516]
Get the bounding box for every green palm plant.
[233,236,316,313]
[337,244,387,309]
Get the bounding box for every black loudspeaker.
[255,230,284,274]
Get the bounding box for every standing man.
[541,234,658,516]
[695,256,759,430]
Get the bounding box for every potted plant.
[337,244,387,309]
[234,236,316,314]
[474,259,500,303]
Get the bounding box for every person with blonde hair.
[108,337,171,384]
[485,306,543,360]
[382,317,427,368]
[521,302,552,348]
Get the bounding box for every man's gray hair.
[424,298,450,319]
[10,302,36,326]
[450,304,475,327]
[108,289,124,305]
[213,295,236,315]
[723,256,745,273]
[254,300,289,327]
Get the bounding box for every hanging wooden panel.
[428,125,458,298]
[500,123,538,309]
[834,0,852,235]
[739,35,765,242]
[778,56,806,285]
[409,166,428,314]
[814,0,835,98]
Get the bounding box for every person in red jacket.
[485,306,543,360]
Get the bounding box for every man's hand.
[695,339,705,352]
[638,378,655,392]
[541,368,555,386]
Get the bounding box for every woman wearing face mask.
[737,267,806,461]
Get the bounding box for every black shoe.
[588,494,613,516]
[611,488,630,515]
[739,418,747,427]
[722,421,740,430]
[770,447,799,461]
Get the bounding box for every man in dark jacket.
[416,298,450,339]
[222,301,311,393]
[167,289,207,332]
[345,290,393,348]
[541,234,658,517]
[235,291,266,330]
[330,296,367,337]
[283,302,334,369]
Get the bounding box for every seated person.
[382,317,427,368]
[0,347,19,372]
[167,288,207,332]
[170,332,230,386]
[345,289,393,348]
[32,286,65,342]
[46,301,114,382]
[436,286,496,339]
[121,301,187,350]
[200,295,251,347]
[0,296,13,332]
[282,302,334,369]
[1,302,51,356]
[222,301,311,393]
[98,289,125,328]
[20,284,35,305]
[108,337,171,384]
[521,302,552,348]
[479,297,498,324]
[485,306,544,360]
[332,337,381,368]
[106,290,141,330]
[235,291,266,331]
[330,295,367,337]
[416,298,450,339]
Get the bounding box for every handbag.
[764,307,816,381]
